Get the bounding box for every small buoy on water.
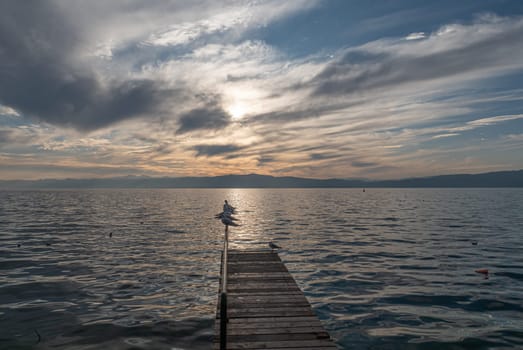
[109,232,113,238]
[471,241,478,245]
[475,268,489,275]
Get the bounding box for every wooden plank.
[224,302,312,309]
[216,348,337,350]
[226,333,331,342]
[228,298,309,304]
[228,280,298,286]
[225,302,312,309]
[223,316,322,329]
[229,256,281,262]
[229,272,293,278]
[227,288,302,293]
[226,316,323,324]
[228,268,289,273]
[227,308,314,316]
[218,324,327,333]
[227,287,303,293]
[229,295,309,302]
[214,346,337,350]
[227,292,305,297]
[228,278,297,283]
[213,339,337,350]
[219,309,315,319]
[214,250,337,349]
[214,326,328,336]
[227,285,301,291]
[223,297,311,305]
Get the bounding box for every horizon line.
[0,168,521,185]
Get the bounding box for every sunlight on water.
[1,188,522,349]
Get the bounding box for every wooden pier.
[214,249,337,349]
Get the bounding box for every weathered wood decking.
[214,249,337,349]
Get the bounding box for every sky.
[1,0,523,180]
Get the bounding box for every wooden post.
[220,225,229,349]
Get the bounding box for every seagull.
[221,215,240,227]
[223,200,236,215]
[269,241,281,251]
[215,212,239,221]
[216,201,240,229]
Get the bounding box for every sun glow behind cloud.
[227,103,248,120]
[223,84,268,121]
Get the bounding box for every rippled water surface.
[1,189,522,349]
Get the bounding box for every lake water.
[1,188,522,349]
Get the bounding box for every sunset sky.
[1,0,523,180]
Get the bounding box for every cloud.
[0,129,12,145]
[1,3,522,181]
[0,105,20,116]
[507,133,523,141]
[144,6,252,47]
[431,133,460,139]
[309,152,340,161]
[428,113,523,138]
[176,105,232,134]
[192,144,243,157]
[466,114,523,127]
[0,1,182,131]
[311,16,523,97]
[0,126,40,149]
[257,155,275,166]
[144,0,319,48]
[0,1,324,133]
[405,32,426,40]
[351,160,379,168]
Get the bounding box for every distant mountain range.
[1,170,522,188]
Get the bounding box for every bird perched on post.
[215,211,239,222]
[216,200,239,229]
[220,215,239,228]
[223,200,236,215]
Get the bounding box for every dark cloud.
[153,143,173,155]
[192,144,243,157]
[0,129,12,145]
[247,105,328,125]
[176,106,231,134]
[130,133,159,144]
[313,51,388,82]
[356,165,398,174]
[0,1,175,131]
[311,20,523,96]
[257,156,275,166]
[309,152,341,160]
[1,162,148,176]
[246,100,365,127]
[352,161,379,168]
[226,73,264,82]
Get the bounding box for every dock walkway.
[214,249,337,349]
